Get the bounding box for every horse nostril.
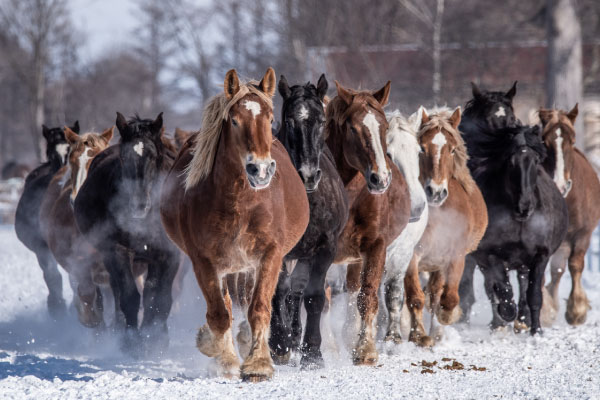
[425,186,433,198]
[315,169,322,182]
[369,173,381,186]
[246,163,259,176]
[441,188,448,199]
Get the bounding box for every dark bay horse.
[268,74,349,368]
[74,113,180,354]
[14,121,79,318]
[404,107,487,347]
[461,120,568,335]
[160,68,309,381]
[538,104,600,326]
[326,81,410,365]
[40,126,113,328]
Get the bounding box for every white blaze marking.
[74,147,92,195]
[244,100,261,119]
[133,141,144,157]
[362,111,387,176]
[554,128,566,189]
[495,106,506,118]
[56,143,69,164]
[298,105,309,121]
[431,131,447,166]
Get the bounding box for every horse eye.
[420,145,425,153]
[231,118,238,127]
[451,147,456,155]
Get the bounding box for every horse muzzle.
[300,168,322,193]
[425,183,448,207]
[130,195,151,219]
[409,201,426,223]
[367,171,391,195]
[246,158,276,190]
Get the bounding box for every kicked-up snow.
[0,224,599,399]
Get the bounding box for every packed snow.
[0,224,599,399]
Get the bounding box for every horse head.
[43,121,79,168]
[278,74,328,192]
[465,82,519,130]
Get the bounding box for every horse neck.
[211,123,247,185]
[326,123,359,185]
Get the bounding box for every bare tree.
[0,0,74,161]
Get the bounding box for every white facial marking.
[431,131,447,166]
[244,100,261,119]
[362,111,388,177]
[133,141,144,157]
[554,128,566,189]
[56,143,69,164]
[495,106,506,118]
[74,147,92,196]
[298,105,309,121]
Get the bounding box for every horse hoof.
[236,321,252,359]
[241,357,274,382]
[513,320,529,334]
[271,351,291,365]
[300,347,324,370]
[196,325,222,358]
[565,310,587,326]
[352,353,378,366]
[437,306,462,325]
[530,326,543,336]
[497,302,517,322]
[218,354,241,379]
[352,344,378,365]
[121,329,144,358]
[47,295,67,320]
[409,332,434,348]
[384,333,402,344]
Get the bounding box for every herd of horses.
[12,66,600,382]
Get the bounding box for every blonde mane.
[184,82,274,190]
[418,107,477,194]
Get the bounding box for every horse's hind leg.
[566,242,591,325]
[405,255,433,347]
[384,275,404,343]
[289,260,310,356]
[241,245,283,382]
[428,271,445,342]
[36,246,66,319]
[514,268,531,333]
[269,266,292,364]
[437,258,464,326]
[458,255,476,323]
[542,242,570,325]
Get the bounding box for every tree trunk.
[546,0,584,148]
[32,54,45,163]
[432,0,444,106]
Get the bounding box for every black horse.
[460,117,568,335]
[15,121,79,318]
[73,113,180,355]
[269,75,349,368]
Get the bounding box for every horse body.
[268,75,349,368]
[40,127,113,328]
[74,113,180,354]
[14,122,80,318]
[404,107,487,347]
[325,81,411,365]
[539,105,600,326]
[160,68,309,381]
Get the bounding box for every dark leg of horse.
[140,247,179,353]
[269,266,292,363]
[514,267,531,333]
[288,260,310,354]
[384,275,404,343]
[36,247,66,319]
[566,243,591,325]
[488,256,517,325]
[527,254,549,335]
[458,255,477,324]
[301,247,335,369]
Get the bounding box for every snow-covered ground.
[0,224,599,399]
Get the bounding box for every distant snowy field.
[0,224,599,399]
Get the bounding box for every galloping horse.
[461,119,568,334]
[15,121,80,318]
[538,104,600,326]
[404,107,487,346]
[326,81,410,365]
[160,68,309,381]
[74,113,180,354]
[268,74,349,368]
[40,126,114,328]
[377,108,429,343]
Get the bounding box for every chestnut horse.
[539,104,600,326]
[40,126,113,327]
[326,81,410,365]
[160,68,309,382]
[405,107,487,347]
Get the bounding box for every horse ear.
[373,81,391,106]
[101,126,114,143]
[224,69,240,100]
[420,108,430,127]
[174,127,190,147]
[410,106,425,131]
[42,125,50,139]
[505,81,517,100]
[317,74,328,101]
[152,112,164,136]
[450,107,462,129]
[278,74,291,100]
[335,81,354,105]
[71,120,80,134]
[64,126,79,144]
[258,67,276,97]
[567,103,578,123]
[538,108,552,125]
[116,112,129,139]
[471,82,482,99]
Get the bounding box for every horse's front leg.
[354,238,386,365]
[458,255,477,323]
[241,244,282,382]
[437,257,465,326]
[528,253,550,335]
[514,267,531,333]
[268,266,292,364]
[405,254,432,347]
[566,242,591,325]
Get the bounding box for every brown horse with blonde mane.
[40,126,114,327]
[326,81,411,365]
[405,107,487,346]
[538,104,600,326]
[160,68,309,382]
